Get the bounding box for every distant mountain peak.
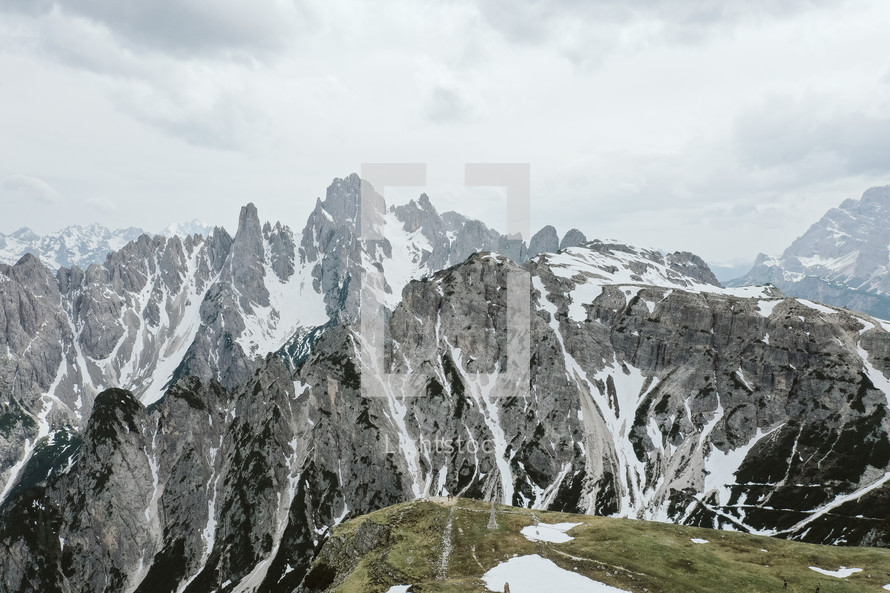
[0,224,145,270]
[158,219,215,239]
[10,227,38,240]
[859,184,890,205]
[0,219,227,271]
[731,184,890,317]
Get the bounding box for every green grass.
[315,498,890,593]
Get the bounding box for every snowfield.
[482,554,629,593]
[520,522,582,544]
[808,566,863,578]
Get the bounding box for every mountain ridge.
[296,497,890,592]
[0,176,889,593]
[0,220,218,272]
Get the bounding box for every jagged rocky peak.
[788,187,890,266]
[390,193,451,271]
[392,192,439,232]
[0,250,64,351]
[98,233,183,294]
[204,225,234,269]
[228,202,270,310]
[298,173,377,262]
[560,228,587,249]
[857,184,890,205]
[233,202,265,262]
[321,173,364,223]
[265,220,296,282]
[7,251,49,279]
[528,225,559,258]
[297,176,373,321]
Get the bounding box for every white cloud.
[0,0,889,264]
[85,196,117,212]
[0,0,312,56]
[475,0,846,65]
[733,94,890,177]
[1,174,59,203]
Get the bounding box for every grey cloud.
[734,97,890,177]
[0,0,311,56]
[0,0,52,16]
[0,8,271,151]
[477,0,843,50]
[425,86,473,124]
[109,77,267,151]
[35,11,142,77]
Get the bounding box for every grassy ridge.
[309,498,890,593]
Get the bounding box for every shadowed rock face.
[0,177,888,592]
[732,185,890,318]
[528,225,559,258]
[560,228,587,250]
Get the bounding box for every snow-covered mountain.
[0,224,144,270]
[0,174,889,593]
[158,220,216,239]
[0,174,542,506]
[731,185,890,318]
[0,220,220,271]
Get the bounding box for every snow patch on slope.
[704,425,781,506]
[483,555,630,593]
[235,236,327,359]
[520,522,581,543]
[380,210,434,309]
[809,566,862,578]
[857,339,890,407]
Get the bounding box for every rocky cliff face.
[0,177,889,593]
[0,174,553,519]
[732,185,890,318]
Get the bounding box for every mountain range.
[0,174,889,593]
[0,220,216,271]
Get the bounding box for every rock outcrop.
[559,228,587,250]
[528,225,559,258]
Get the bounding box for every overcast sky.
[2,0,890,266]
